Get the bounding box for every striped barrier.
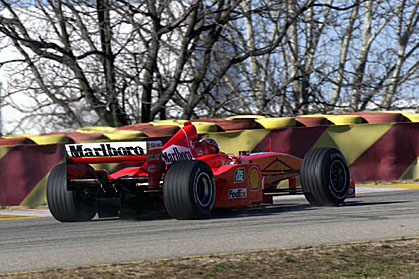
[0,144,64,206]
[205,123,419,182]
[0,112,418,206]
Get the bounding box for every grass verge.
[2,237,419,279]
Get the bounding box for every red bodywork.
[65,122,353,209]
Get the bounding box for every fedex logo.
[228,188,247,199]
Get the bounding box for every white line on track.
[0,210,51,217]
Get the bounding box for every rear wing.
[66,141,162,164]
[65,141,163,188]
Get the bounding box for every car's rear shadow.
[91,199,409,222]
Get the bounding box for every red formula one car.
[47,122,354,222]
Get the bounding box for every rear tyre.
[300,148,349,206]
[47,164,96,222]
[163,160,216,220]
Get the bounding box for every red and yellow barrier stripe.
[0,112,418,206]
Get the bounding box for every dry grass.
[2,238,419,279]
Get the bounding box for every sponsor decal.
[66,142,146,157]
[147,154,162,160]
[162,145,194,164]
[228,188,247,199]
[234,168,245,183]
[147,141,163,150]
[147,164,157,173]
[248,167,261,190]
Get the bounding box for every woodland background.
[0,0,417,134]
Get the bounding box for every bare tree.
[330,0,360,107]
[0,0,417,134]
[210,0,418,116]
[380,0,418,109]
[203,0,359,116]
[349,0,418,111]
[0,0,131,131]
[192,0,320,117]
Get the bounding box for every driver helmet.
[200,138,219,153]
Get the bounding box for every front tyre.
[163,160,216,220]
[47,164,96,222]
[300,148,350,206]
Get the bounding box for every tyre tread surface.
[301,148,349,206]
[163,160,215,220]
[47,164,96,222]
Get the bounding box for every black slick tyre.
[47,163,96,222]
[163,160,216,220]
[300,148,350,206]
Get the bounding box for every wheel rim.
[194,172,213,208]
[329,160,347,194]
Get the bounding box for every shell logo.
[248,167,260,190]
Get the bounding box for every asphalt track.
[1,186,419,274]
